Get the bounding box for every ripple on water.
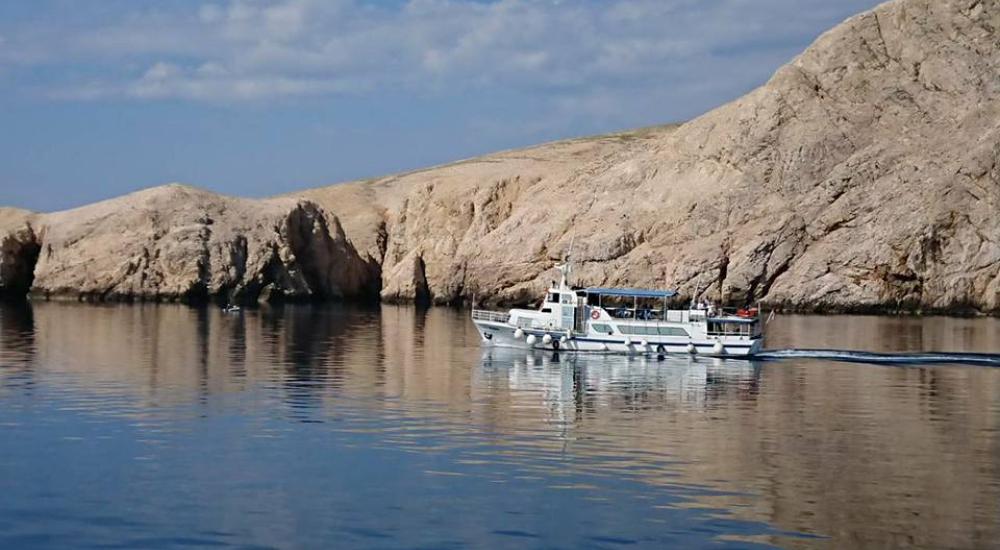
[1,304,999,548]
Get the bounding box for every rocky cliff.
[0,185,377,303]
[299,0,1000,313]
[2,0,999,312]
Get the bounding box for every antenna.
[556,234,575,290]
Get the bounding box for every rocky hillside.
[2,0,999,312]
[0,185,377,303]
[299,0,1000,313]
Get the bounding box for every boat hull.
[473,320,762,357]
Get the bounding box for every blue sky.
[0,0,883,211]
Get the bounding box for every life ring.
[590,310,601,320]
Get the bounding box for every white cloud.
[3,0,884,106]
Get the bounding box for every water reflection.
[476,350,763,425]
[0,301,35,394]
[0,303,998,548]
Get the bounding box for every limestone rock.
[25,185,376,303]
[296,0,1000,313]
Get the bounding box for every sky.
[0,0,884,212]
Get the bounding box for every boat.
[471,261,764,357]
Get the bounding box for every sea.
[1,302,998,549]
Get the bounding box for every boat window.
[658,327,689,337]
[541,308,552,313]
[620,325,656,335]
[591,323,613,334]
[547,293,559,303]
[560,294,574,305]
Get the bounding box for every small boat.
[223,304,242,313]
[471,261,764,357]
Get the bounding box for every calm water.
[1,303,999,549]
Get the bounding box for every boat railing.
[471,309,511,324]
[663,310,692,323]
[713,306,764,319]
[603,309,700,323]
[602,309,692,322]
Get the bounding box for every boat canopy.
[584,287,678,299]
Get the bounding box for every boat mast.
[556,236,575,291]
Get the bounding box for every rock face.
[298,0,1000,313]
[2,0,999,312]
[21,185,377,303]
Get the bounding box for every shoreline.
[3,293,996,319]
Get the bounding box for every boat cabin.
[499,261,762,338]
[584,287,678,320]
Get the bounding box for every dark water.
[1,303,999,549]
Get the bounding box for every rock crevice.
[0,211,41,298]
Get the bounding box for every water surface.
[1,303,999,549]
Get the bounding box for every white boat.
[471,262,764,357]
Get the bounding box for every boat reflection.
[476,349,762,426]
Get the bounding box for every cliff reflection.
[0,301,35,394]
[1,302,999,548]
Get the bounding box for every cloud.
[3,0,883,107]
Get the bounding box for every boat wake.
[754,349,1000,367]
